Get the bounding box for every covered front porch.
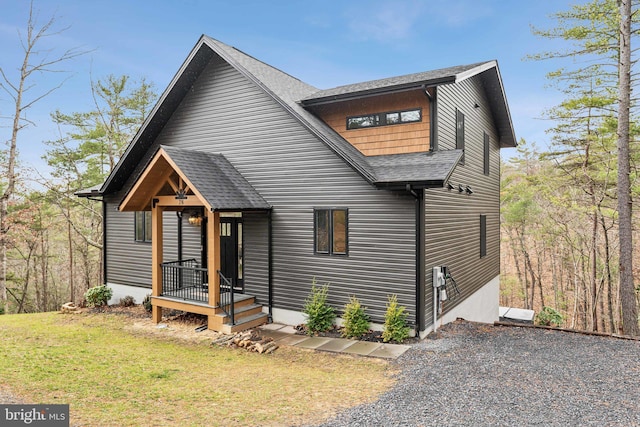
[118,145,271,332]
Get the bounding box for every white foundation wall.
[268,307,390,333]
[106,283,151,305]
[420,274,500,338]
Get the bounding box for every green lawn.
[0,311,393,426]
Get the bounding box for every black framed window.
[135,211,152,242]
[480,214,487,258]
[347,108,421,130]
[314,208,348,255]
[483,132,490,175]
[456,108,465,164]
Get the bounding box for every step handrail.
[217,270,235,325]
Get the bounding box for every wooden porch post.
[207,210,221,330]
[152,202,164,323]
[207,210,221,306]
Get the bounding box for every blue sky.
[1,0,578,183]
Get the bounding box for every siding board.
[106,55,417,325]
[424,75,501,327]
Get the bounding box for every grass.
[0,311,394,426]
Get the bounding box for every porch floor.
[160,289,255,308]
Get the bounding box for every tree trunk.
[617,0,639,336]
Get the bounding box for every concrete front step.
[221,312,269,334]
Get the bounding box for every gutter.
[102,200,107,284]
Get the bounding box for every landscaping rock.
[60,302,79,313]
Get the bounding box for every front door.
[220,217,243,291]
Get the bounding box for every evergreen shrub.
[302,279,335,335]
[382,294,410,343]
[84,285,113,307]
[341,295,370,338]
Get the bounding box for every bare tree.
[0,1,86,312]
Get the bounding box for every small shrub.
[119,295,136,307]
[142,294,153,313]
[382,294,410,343]
[536,306,563,327]
[341,295,370,338]
[84,285,113,308]
[302,279,336,335]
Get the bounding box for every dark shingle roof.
[98,35,516,197]
[161,146,271,211]
[301,63,488,104]
[369,150,463,188]
[203,36,378,182]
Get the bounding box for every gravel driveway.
[313,321,640,427]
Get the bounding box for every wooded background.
[1,1,639,335]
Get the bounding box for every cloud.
[346,1,426,42]
[429,0,494,27]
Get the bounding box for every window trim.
[456,108,465,164]
[314,208,349,256]
[134,211,152,243]
[346,108,422,130]
[480,214,487,258]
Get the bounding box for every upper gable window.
[347,108,421,130]
[456,109,465,164]
[483,132,490,175]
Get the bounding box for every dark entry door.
[220,217,243,291]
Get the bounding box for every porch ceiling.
[119,145,271,212]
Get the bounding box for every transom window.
[347,108,421,130]
[135,211,152,242]
[314,208,348,255]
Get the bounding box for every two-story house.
[80,35,516,336]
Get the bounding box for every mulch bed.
[294,324,419,345]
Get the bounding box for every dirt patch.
[84,305,225,345]
[87,304,151,319]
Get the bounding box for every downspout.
[102,200,107,284]
[406,184,426,335]
[268,210,273,322]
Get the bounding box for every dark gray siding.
[424,75,501,326]
[105,194,202,288]
[107,55,417,324]
[243,212,269,305]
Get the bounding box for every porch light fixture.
[447,182,455,191]
[188,212,202,226]
[465,186,474,195]
[458,184,464,193]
